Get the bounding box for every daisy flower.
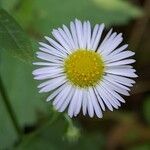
[32,19,137,118]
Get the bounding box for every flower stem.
[0,76,22,140]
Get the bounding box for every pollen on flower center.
[64,49,104,87]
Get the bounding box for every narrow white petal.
[103,34,123,56]
[106,51,135,63]
[97,28,113,52]
[102,81,125,103]
[32,67,63,76]
[87,21,91,50]
[39,42,65,58]
[105,68,138,78]
[106,74,134,87]
[33,62,61,67]
[108,44,128,57]
[34,73,64,80]
[100,83,121,107]
[82,90,88,115]
[82,21,88,49]
[106,59,136,66]
[62,25,76,49]
[96,85,113,111]
[105,75,130,91]
[103,78,130,96]
[92,23,105,50]
[39,76,66,93]
[52,29,71,52]
[106,65,133,70]
[59,86,75,112]
[89,24,99,50]
[93,88,105,111]
[87,91,94,117]
[70,21,79,49]
[75,19,84,49]
[53,84,72,109]
[107,74,135,86]
[74,89,83,116]
[46,83,67,101]
[36,52,63,63]
[89,88,103,118]
[100,32,117,53]
[68,88,79,117]
[45,36,68,55]
[101,86,119,109]
[58,27,74,49]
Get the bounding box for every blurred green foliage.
[0,0,149,150]
[1,0,142,34]
[143,96,150,125]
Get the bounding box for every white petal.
[92,23,105,50]
[107,74,135,86]
[39,76,66,93]
[106,59,136,66]
[59,86,75,112]
[68,88,79,117]
[102,81,125,103]
[33,62,62,67]
[70,21,79,49]
[100,32,117,53]
[46,83,67,101]
[86,21,92,50]
[75,19,84,49]
[101,85,119,109]
[105,68,137,78]
[89,88,103,118]
[74,89,83,116]
[82,90,88,115]
[93,87,105,111]
[32,67,63,76]
[109,44,128,57]
[45,36,68,55]
[103,78,130,96]
[52,29,71,52]
[58,27,74,50]
[53,84,72,109]
[102,34,123,56]
[96,85,113,111]
[89,24,99,50]
[104,75,130,91]
[100,83,121,107]
[97,28,113,52]
[87,91,94,117]
[106,51,135,63]
[39,42,65,58]
[34,73,64,80]
[36,51,63,63]
[62,25,76,49]
[82,21,88,49]
[106,65,133,70]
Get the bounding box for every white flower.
[32,19,137,118]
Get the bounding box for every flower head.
[32,19,137,118]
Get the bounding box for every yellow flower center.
[64,50,104,88]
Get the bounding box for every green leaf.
[0,50,50,148]
[12,0,142,34]
[0,94,18,150]
[0,9,34,62]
